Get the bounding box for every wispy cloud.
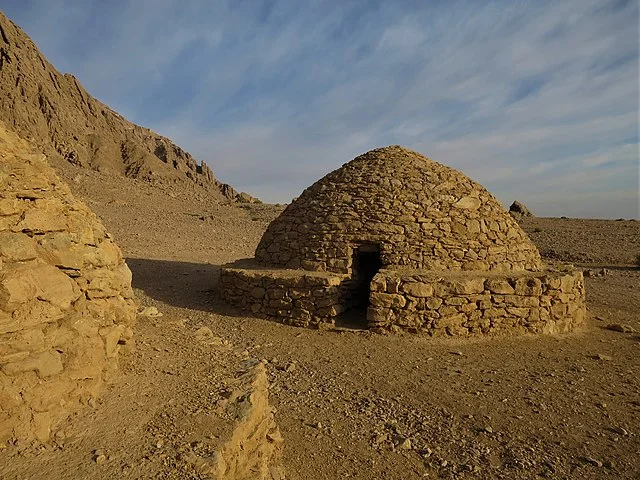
[3,0,638,217]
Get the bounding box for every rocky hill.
[0,10,254,203]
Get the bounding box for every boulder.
[509,201,533,218]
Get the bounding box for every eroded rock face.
[0,10,256,203]
[256,146,542,273]
[0,123,136,445]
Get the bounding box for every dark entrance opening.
[337,243,382,329]
[352,243,382,307]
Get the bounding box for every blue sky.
[3,0,639,218]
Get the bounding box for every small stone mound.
[509,201,533,218]
[0,123,136,445]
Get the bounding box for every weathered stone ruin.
[0,124,136,444]
[220,146,585,335]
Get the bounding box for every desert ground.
[1,157,639,480]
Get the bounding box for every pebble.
[396,437,412,450]
[584,457,603,467]
[284,362,297,373]
[139,306,162,317]
[595,354,612,361]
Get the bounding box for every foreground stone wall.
[189,362,285,479]
[368,267,585,335]
[256,146,542,274]
[0,125,136,444]
[219,260,352,328]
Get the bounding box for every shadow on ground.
[126,257,228,313]
[126,257,374,330]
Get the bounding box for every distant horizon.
[2,0,638,218]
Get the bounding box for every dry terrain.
[1,158,638,480]
[1,7,638,479]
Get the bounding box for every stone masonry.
[220,146,585,336]
[256,146,542,273]
[219,260,350,329]
[0,123,136,445]
[368,267,585,335]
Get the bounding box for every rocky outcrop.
[0,10,256,203]
[0,123,136,445]
[182,362,285,480]
[509,201,533,218]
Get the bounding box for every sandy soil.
[1,161,638,479]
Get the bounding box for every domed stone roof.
[256,146,542,273]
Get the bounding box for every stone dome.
[256,146,542,274]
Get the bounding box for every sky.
[3,0,639,218]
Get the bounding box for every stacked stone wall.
[218,261,352,328]
[0,126,136,444]
[256,146,542,274]
[222,146,587,339]
[368,268,585,336]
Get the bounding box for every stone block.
[101,324,126,358]
[485,279,514,295]
[446,296,467,306]
[435,313,466,329]
[0,263,81,312]
[15,200,67,233]
[514,277,542,296]
[0,328,46,356]
[251,287,266,298]
[506,307,529,317]
[0,385,23,410]
[426,297,443,309]
[0,198,23,216]
[438,305,458,317]
[0,232,38,262]
[402,282,433,298]
[37,232,85,269]
[387,277,401,294]
[370,293,406,309]
[560,274,576,293]
[454,196,481,211]
[367,307,390,325]
[502,295,539,308]
[370,276,386,293]
[2,350,64,378]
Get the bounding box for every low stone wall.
[0,126,136,445]
[219,260,352,328]
[368,267,585,336]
